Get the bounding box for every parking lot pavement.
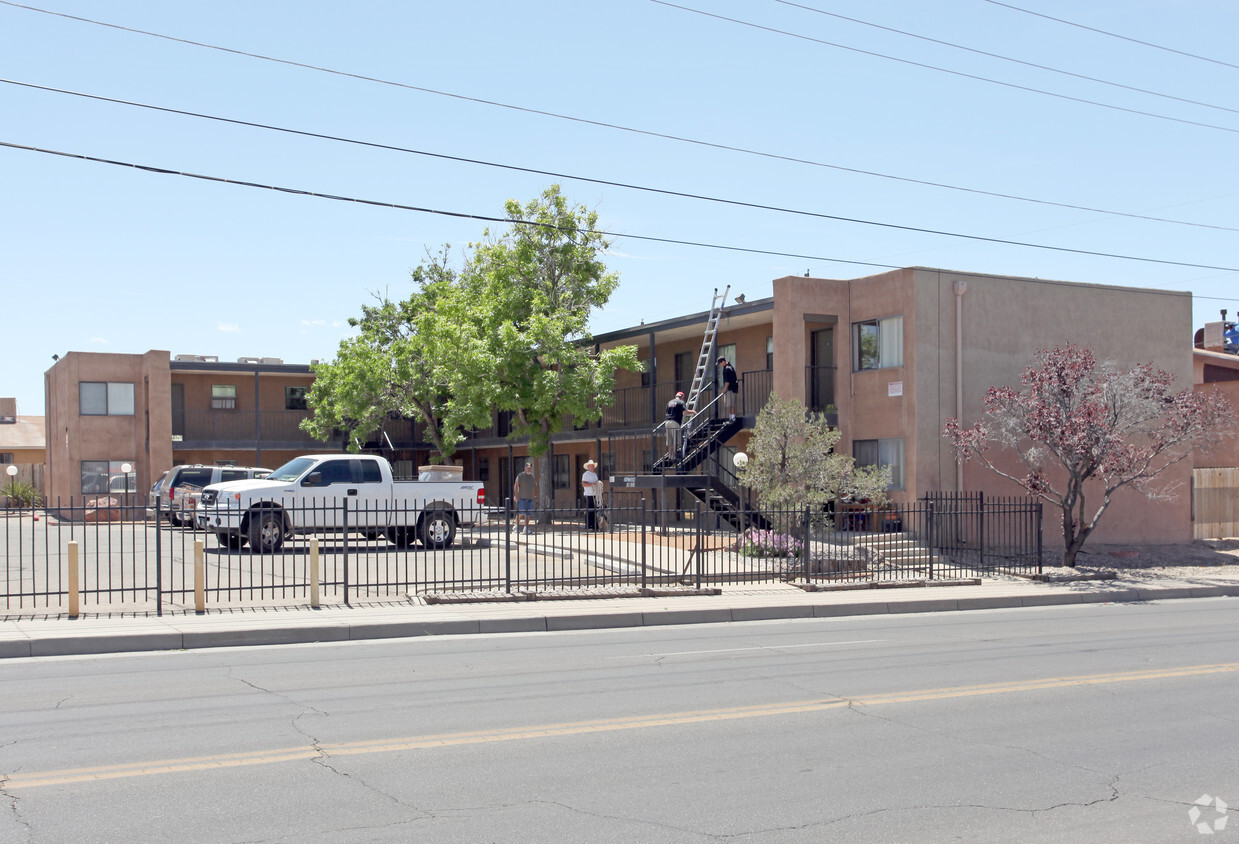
[3,569,1239,659]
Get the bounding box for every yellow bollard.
[194,540,205,614]
[68,541,80,619]
[310,538,320,608]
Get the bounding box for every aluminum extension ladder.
[685,285,730,411]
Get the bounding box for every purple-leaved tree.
[944,344,1232,567]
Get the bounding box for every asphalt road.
[2,599,1238,842]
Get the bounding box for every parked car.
[148,465,272,526]
[197,454,486,551]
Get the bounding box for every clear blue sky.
[4,0,1237,416]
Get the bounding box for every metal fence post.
[926,501,935,581]
[504,496,512,594]
[978,491,986,570]
[310,537,321,608]
[342,498,350,606]
[695,502,703,590]
[641,498,648,589]
[1036,501,1043,574]
[155,496,163,616]
[802,507,811,583]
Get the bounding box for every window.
[285,386,308,410]
[553,454,570,490]
[359,459,382,484]
[211,384,237,410]
[766,336,774,370]
[853,438,905,490]
[81,459,136,495]
[219,469,249,483]
[640,357,655,388]
[80,382,134,416]
[0,453,14,464]
[852,316,903,371]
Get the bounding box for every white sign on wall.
[888,381,903,397]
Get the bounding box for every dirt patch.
[1041,539,1239,580]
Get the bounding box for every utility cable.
[982,0,1239,72]
[773,0,1239,117]
[5,138,1239,274]
[8,77,1239,235]
[4,0,1239,219]
[651,1,1239,136]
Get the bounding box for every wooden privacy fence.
[1194,468,1239,540]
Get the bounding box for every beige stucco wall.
[44,351,172,503]
[773,269,1194,544]
[912,268,1193,544]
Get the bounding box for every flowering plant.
[740,529,804,559]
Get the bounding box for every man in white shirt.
[581,459,602,531]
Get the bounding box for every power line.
[982,0,1239,72]
[5,138,1239,274]
[3,1,1238,227]
[9,76,1239,236]
[774,0,1239,117]
[651,1,1239,136]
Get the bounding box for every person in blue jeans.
[513,462,538,534]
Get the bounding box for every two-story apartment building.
[43,352,343,503]
[43,266,1213,543]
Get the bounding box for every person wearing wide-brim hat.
[581,459,602,530]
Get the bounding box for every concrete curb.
[0,582,1236,660]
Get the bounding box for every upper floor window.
[285,386,308,410]
[766,336,774,370]
[0,453,14,464]
[853,316,903,371]
[211,385,237,410]
[80,382,134,416]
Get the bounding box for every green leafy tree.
[301,249,494,462]
[467,185,641,508]
[303,186,639,492]
[739,394,891,531]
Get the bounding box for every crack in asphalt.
[221,666,428,818]
[0,777,34,843]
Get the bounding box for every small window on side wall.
[285,386,308,410]
[852,316,903,371]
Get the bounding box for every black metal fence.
[1,493,1042,615]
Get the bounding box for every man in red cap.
[663,390,695,461]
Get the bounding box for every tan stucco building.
[40,267,1231,542]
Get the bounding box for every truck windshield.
[266,457,317,483]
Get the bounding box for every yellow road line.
[7,661,1238,790]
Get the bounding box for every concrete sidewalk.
[2,572,1239,659]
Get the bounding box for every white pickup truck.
[196,454,486,552]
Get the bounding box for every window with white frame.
[852,316,903,371]
[79,382,135,416]
[211,384,237,410]
[852,438,905,490]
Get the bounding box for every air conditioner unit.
[260,357,284,365]
[237,357,261,365]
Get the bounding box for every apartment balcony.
[173,410,344,450]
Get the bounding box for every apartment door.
[809,328,834,411]
[674,351,693,393]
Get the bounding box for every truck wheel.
[217,532,246,551]
[248,510,285,553]
[387,527,416,549]
[420,510,456,549]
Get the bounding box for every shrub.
[2,479,44,508]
